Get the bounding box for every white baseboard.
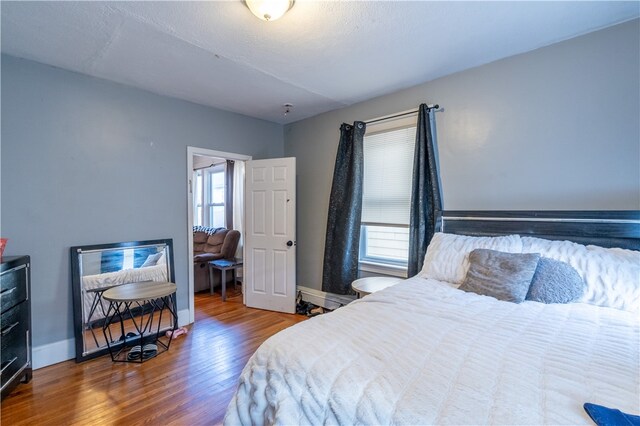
[32,338,75,369]
[298,286,355,310]
[33,308,192,370]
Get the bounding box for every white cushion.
[141,252,163,268]
[419,232,523,284]
[522,237,640,312]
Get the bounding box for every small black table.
[208,259,243,301]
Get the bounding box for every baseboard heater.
[297,286,355,310]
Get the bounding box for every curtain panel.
[225,160,234,230]
[322,122,366,295]
[408,104,442,277]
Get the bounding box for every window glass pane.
[210,206,225,228]
[209,170,225,204]
[362,126,416,226]
[363,225,409,263]
[212,170,224,186]
[212,188,225,204]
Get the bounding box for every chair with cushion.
[193,227,241,293]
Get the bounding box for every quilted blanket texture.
[224,277,639,425]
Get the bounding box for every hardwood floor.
[1,289,307,425]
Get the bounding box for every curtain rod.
[194,162,227,171]
[364,104,442,125]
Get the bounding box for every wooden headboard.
[435,210,640,250]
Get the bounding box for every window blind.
[362,126,416,226]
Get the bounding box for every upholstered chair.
[193,227,241,292]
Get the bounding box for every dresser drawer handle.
[0,357,18,374]
[0,286,17,296]
[1,321,19,336]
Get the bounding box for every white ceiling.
[2,1,638,124]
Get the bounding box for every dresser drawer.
[1,264,28,313]
[1,303,29,389]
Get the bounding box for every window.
[360,116,417,275]
[193,164,226,228]
[208,167,226,228]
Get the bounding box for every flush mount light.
[244,0,295,21]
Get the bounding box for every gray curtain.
[225,160,234,230]
[408,104,442,277]
[322,121,366,295]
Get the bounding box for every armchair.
[193,227,241,293]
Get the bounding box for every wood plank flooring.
[1,289,307,425]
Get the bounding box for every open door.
[244,157,296,313]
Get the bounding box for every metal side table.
[208,259,243,301]
[102,281,177,363]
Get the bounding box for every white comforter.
[224,276,639,425]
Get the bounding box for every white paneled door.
[244,158,296,313]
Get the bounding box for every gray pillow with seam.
[526,257,586,303]
[459,249,540,303]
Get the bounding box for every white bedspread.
[224,276,639,425]
[82,264,168,322]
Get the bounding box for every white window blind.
[362,126,416,226]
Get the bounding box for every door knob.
[286,240,295,247]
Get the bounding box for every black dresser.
[1,256,32,399]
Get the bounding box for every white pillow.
[522,236,589,267]
[420,232,523,284]
[522,236,640,312]
[141,252,163,268]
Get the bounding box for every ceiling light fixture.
[244,0,295,22]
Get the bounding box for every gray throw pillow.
[459,249,540,303]
[525,257,586,304]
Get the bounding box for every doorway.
[186,147,252,324]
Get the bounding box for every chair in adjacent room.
[193,227,241,293]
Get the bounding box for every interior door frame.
[186,146,252,324]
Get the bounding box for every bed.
[81,253,168,322]
[224,211,640,425]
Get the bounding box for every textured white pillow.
[419,233,523,284]
[141,252,163,268]
[522,236,640,312]
[522,237,589,268]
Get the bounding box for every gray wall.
[1,55,284,348]
[284,19,640,291]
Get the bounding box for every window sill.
[358,261,408,278]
